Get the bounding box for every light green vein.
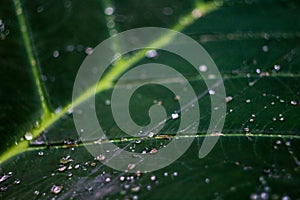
[13,0,51,116]
[0,1,218,164]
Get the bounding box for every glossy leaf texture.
[0,0,300,199]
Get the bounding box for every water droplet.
[173,172,178,176]
[262,45,269,52]
[55,107,61,114]
[225,96,233,103]
[14,179,21,184]
[250,193,259,200]
[171,113,179,120]
[148,132,154,138]
[0,174,10,183]
[164,172,168,176]
[209,89,215,95]
[131,185,141,192]
[150,175,156,181]
[199,65,207,72]
[60,155,73,164]
[51,185,63,194]
[128,163,136,170]
[260,192,269,200]
[85,47,93,55]
[96,154,106,161]
[133,195,139,200]
[192,9,202,18]
[53,50,59,58]
[146,185,152,190]
[290,100,297,106]
[246,99,251,103]
[120,176,125,181]
[244,127,250,132]
[205,178,210,184]
[282,195,291,200]
[105,177,111,182]
[274,65,281,71]
[57,165,67,172]
[104,7,114,15]
[256,68,261,74]
[105,99,111,105]
[24,132,33,140]
[148,147,158,154]
[0,186,7,192]
[145,50,158,58]
[279,117,284,122]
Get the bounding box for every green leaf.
[1,0,300,199]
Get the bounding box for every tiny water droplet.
[53,50,59,58]
[104,7,114,15]
[290,100,297,106]
[24,132,33,140]
[57,165,67,172]
[105,99,111,105]
[120,176,125,181]
[209,89,215,95]
[173,172,178,176]
[14,179,21,184]
[0,186,7,192]
[51,185,63,194]
[85,47,93,55]
[192,9,202,19]
[260,192,269,200]
[164,172,168,176]
[171,113,179,120]
[250,193,259,200]
[282,195,291,200]
[133,195,139,200]
[274,65,281,71]
[145,50,158,58]
[96,154,106,161]
[38,151,44,156]
[148,132,154,137]
[205,178,210,184]
[150,175,156,181]
[149,148,158,154]
[128,163,136,170]
[256,68,261,74]
[225,96,233,103]
[131,186,141,192]
[245,99,251,103]
[34,190,40,195]
[199,65,207,72]
[105,177,111,182]
[262,45,269,52]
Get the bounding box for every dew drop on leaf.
[52,50,59,58]
[145,50,158,58]
[199,64,207,72]
[290,100,297,105]
[150,175,156,181]
[104,7,114,15]
[171,113,179,120]
[51,184,63,194]
[24,132,33,140]
[262,45,269,52]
